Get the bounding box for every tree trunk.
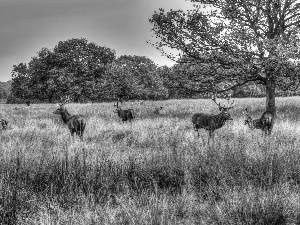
[265,73,276,134]
[265,74,276,116]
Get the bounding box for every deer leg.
[70,132,75,140]
[208,131,212,144]
[194,127,199,138]
[211,132,215,146]
[268,125,273,135]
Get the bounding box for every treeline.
[5,38,300,104]
[0,81,11,100]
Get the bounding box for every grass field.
[1,97,300,224]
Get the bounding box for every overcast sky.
[0,0,198,82]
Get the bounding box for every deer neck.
[213,113,227,128]
[253,119,262,129]
[217,112,227,122]
[60,110,72,124]
[247,122,255,130]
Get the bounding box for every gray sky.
[0,0,196,82]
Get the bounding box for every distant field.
[1,97,300,224]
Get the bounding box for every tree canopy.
[10,39,168,103]
[11,38,116,103]
[149,0,300,115]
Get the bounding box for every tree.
[53,38,116,102]
[149,0,300,117]
[11,63,31,101]
[0,81,12,100]
[27,48,57,102]
[11,38,116,103]
[111,55,168,100]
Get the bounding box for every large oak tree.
[149,0,300,116]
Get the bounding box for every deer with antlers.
[244,108,274,135]
[113,101,134,122]
[192,94,234,140]
[53,96,86,140]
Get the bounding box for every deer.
[0,119,8,130]
[153,106,163,115]
[138,100,144,105]
[192,94,234,140]
[53,96,86,140]
[113,101,134,122]
[25,100,31,108]
[244,108,274,135]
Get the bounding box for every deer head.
[53,96,70,115]
[113,101,119,108]
[211,93,234,120]
[113,101,123,114]
[25,100,31,107]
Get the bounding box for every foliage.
[149,0,300,113]
[0,80,11,100]
[11,63,31,101]
[11,38,116,103]
[112,55,169,100]
[52,38,116,102]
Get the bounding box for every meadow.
[1,97,300,224]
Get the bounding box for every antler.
[211,93,225,109]
[226,94,235,109]
[211,93,234,110]
[211,94,223,108]
[60,96,70,107]
[244,107,249,116]
[114,101,119,108]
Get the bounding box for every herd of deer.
[0,95,274,141]
[192,94,274,141]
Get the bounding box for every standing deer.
[244,108,274,135]
[153,106,163,115]
[53,97,86,140]
[192,94,234,140]
[113,101,134,122]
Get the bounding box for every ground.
[1,97,300,224]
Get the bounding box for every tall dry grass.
[1,98,300,224]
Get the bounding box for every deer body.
[192,111,232,138]
[53,98,86,140]
[245,110,274,135]
[114,101,134,122]
[115,108,134,122]
[192,94,234,140]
